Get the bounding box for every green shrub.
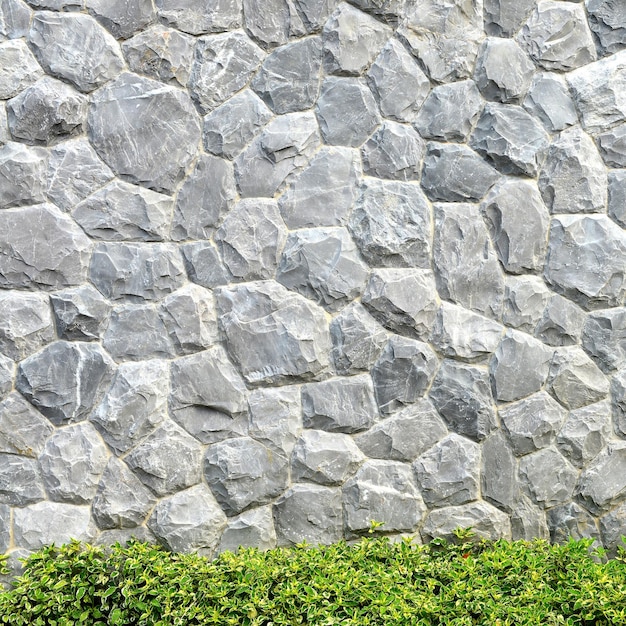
[1,532,626,625]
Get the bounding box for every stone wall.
[1,0,626,571]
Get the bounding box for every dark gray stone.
[0,0,31,41]
[17,341,114,425]
[612,369,626,438]
[0,39,44,99]
[0,393,52,457]
[585,0,626,55]
[316,77,380,147]
[371,336,438,415]
[483,0,535,37]
[242,0,290,49]
[600,503,626,557]
[598,123,626,168]
[510,494,550,541]
[217,506,276,554]
[523,72,578,133]
[421,143,500,203]
[502,276,551,334]
[0,142,47,209]
[547,502,601,545]
[577,442,626,514]
[86,0,155,39]
[88,73,201,193]
[481,431,518,513]
[535,295,587,347]
[182,242,230,289]
[0,453,45,506]
[429,360,497,442]
[582,308,626,373]
[155,0,241,35]
[347,0,409,24]
[50,284,111,342]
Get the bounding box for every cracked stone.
[502,276,551,334]
[155,0,241,35]
[586,0,626,55]
[0,39,44,100]
[582,308,626,373]
[597,123,626,168]
[50,284,111,342]
[519,447,577,508]
[86,0,155,39]
[181,242,230,290]
[0,142,47,209]
[0,392,52,458]
[217,506,276,554]
[523,72,578,133]
[0,453,45,506]
[577,442,626,514]
[547,502,601,545]
[483,0,535,37]
[535,295,586,347]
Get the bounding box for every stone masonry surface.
[1,0,626,575]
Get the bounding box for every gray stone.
[354,398,448,462]
[582,308,626,373]
[0,292,55,361]
[490,330,553,403]
[523,72,578,133]
[413,80,483,143]
[0,142,47,209]
[94,527,156,548]
[0,504,8,555]
[481,431,518,513]
[367,38,430,124]
[347,0,408,24]
[234,112,319,197]
[474,38,534,104]
[182,242,230,289]
[330,303,387,376]
[361,121,425,181]
[0,354,13,401]
[502,276,551,334]
[156,0,241,35]
[252,37,322,114]
[414,433,480,508]
[90,242,186,301]
[90,360,169,455]
[431,302,503,362]
[29,11,124,92]
[24,0,82,8]
[73,180,172,242]
[482,178,550,275]
[483,0,535,37]
[0,39,44,99]
[273,484,343,546]
[50,285,111,342]
[547,502,601,545]
[46,139,113,211]
[587,0,626,55]
[148,484,227,556]
[126,421,203,496]
[316,77,380,147]
[204,437,289,515]
[510,494,550,541]
[217,506,276,554]
[0,105,8,146]
[600,503,626,557]
[371,336,438,415]
[470,103,550,177]
[289,0,338,34]
[429,360,497,442]
[39,422,108,504]
[302,374,377,433]
[544,215,626,309]
[92,457,156,530]
[217,199,287,282]
[242,0,290,49]
[277,227,367,311]
[538,127,607,215]
[519,447,578,508]
[612,370,626,438]
[88,73,201,193]
[433,203,504,319]
[421,143,500,203]
[500,391,568,456]
[17,342,114,425]
[291,429,364,485]
[516,1,596,71]
[0,0,31,41]
[0,453,45,506]
[577,442,626,513]
[279,147,359,229]
[189,31,264,113]
[122,25,194,88]
[86,0,155,39]
[362,269,438,339]
[598,123,626,168]
[535,295,586,347]
[217,281,331,385]
[343,460,425,535]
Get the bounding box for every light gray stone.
[483,0,535,37]
[289,0,338,34]
[189,31,264,113]
[598,123,626,168]
[88,73,201,193]
[367,38,430,124]
[0,393,52,458]
[516,1,596,71]
[86,0,155,39]
[24,0,83,8]
[243,0,290,49]
[182,242,230,289]
[510,494,550,541]
[217,281,331,385]
[148,484,227,556]
[0,504,8,555]
[519,447,577,508]
[277,227,367,311]
[0,453,45,506]
[347,0,409,23]
[90,360,169,455]
[90,242,186,301]
[586,0,626,55]
[500,391,568,456]
[94,527,156,548]
[0,354,13,401]
[0,105,8,146]
[429,360,497,442]
[362,269,438,339]
[50,285,111,342]
[582,309,626,373]
[29,11,124,92]
[217,506,276,554]
[156,0,241,35]
[481,430,518,513]
[577,442,626,514]
[544,215,626,309]
[0,39,44,99]
[502,276,551,334]
[535,295,587,347]
[600,503,626,557]
[343,460,426,535]
[0,0,31,41]
[316,77,380,147]
[547,503,601,545]
[17,341,114,425]
[523,72,578,133]
[612,370,626,438]
[39,422,108,504]
[0,143,47,209]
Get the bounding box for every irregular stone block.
[577,442,626,514]
[367,38,430,124]
[598,123,626,168]
[17,341,114,425]
[189,31,264,113]
[50,285,110,343]
[155,0,241,35]
[582,309,626,373]
[600,503,626,557]
[204,437,289,515]
[413,80,483,143]
[181,242,229,289]
[148,484,227,556]
[0,0,31,40]
[612,369,626,438]
[522,72,578,133]
[535,295,586,347]
[0,142,47,209]
[502,276,551,334]
[90,242,186,301]
[279,147,359,229]
[217,199,287,282]
[90,360,169,455]
[343,460,426,535]
[86,0,155,39]
[483,0,535,37]
[252,37,322,114]
[481,431,518,513]
[88,73,201,193]
[28,11,124,92]
[510,494,550,541]
[519,447,577,508]
[0,354,13,401]
[277,227,367,311]
[421,143,499,203]
[371,336,438,416]
[316,77,380,147]
[0,453,45,506]
[288,0,338,35]
[217,281,331,386]
[547,502,601,545]
[242,0,290,49]
[499,391,568,456]
[586,0,626,55]
[362,269,438,339]
[217,506,276,554]
[0,39,44,99]
[39,422,108,504]
[0,504,8,554]
[544,215,626,309]
[429,360,497,442]
[347,0,408,23]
